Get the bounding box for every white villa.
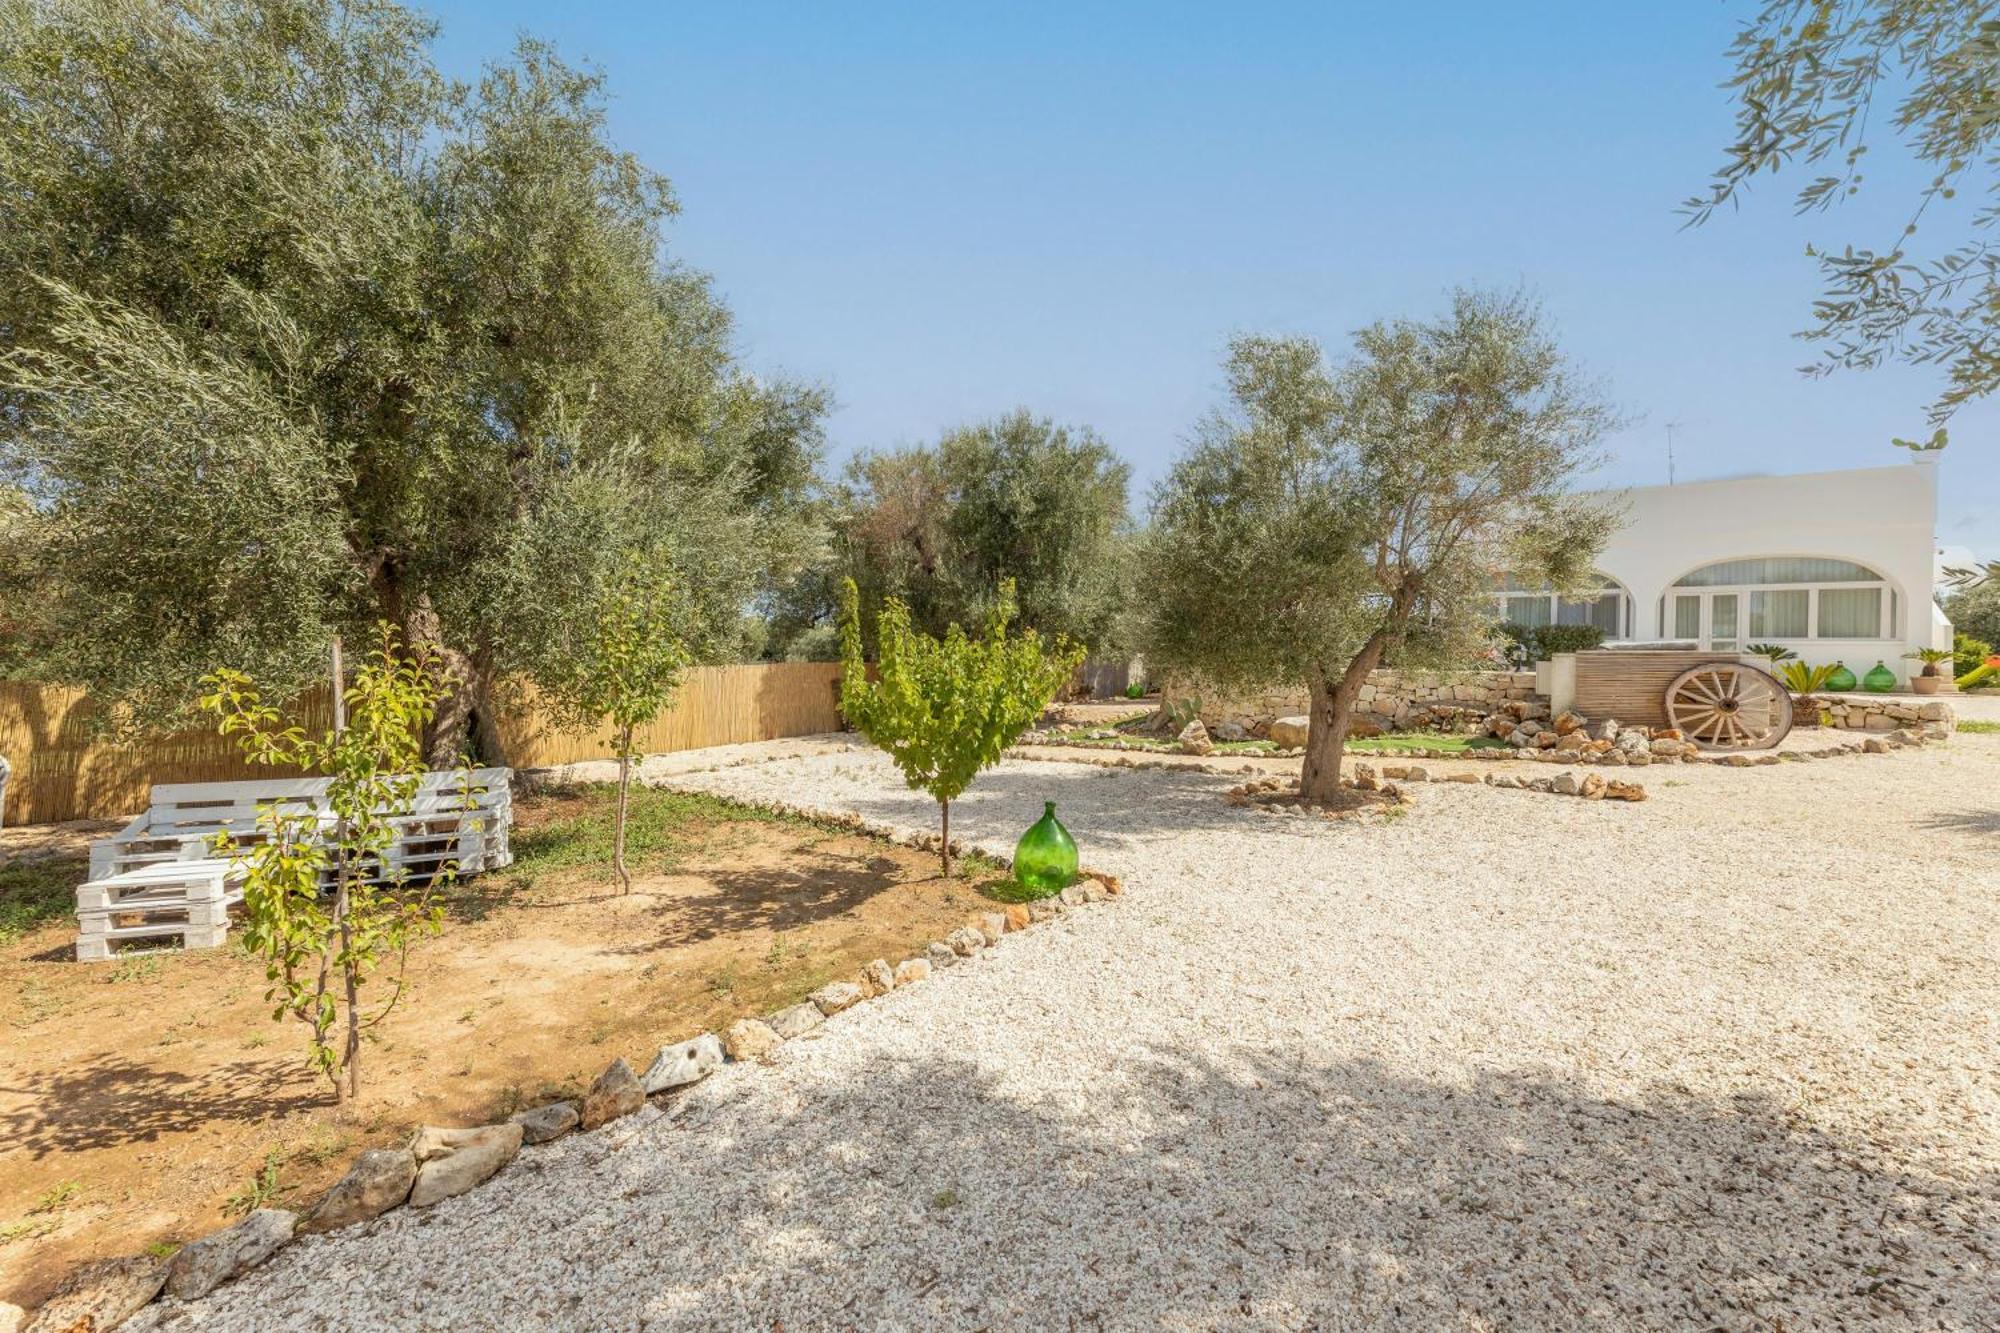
[1498,458,1954,686]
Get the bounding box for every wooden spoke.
[1664,662,1793,753]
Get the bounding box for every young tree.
[0,1,824,759]
[838,578,1081,876]
[769,411,1132,659]
[1144,291,1617,805]
[201,625,453,1105]
[1687,1,2000,430]
[544,552,689,894]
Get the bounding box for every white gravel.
[146,738,2000,1331]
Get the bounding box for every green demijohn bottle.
[1862,660,1898,693]
[1013,801,1078,897]
[1825,661,1857,692]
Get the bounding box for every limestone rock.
[1268,716,1310,749]
[944,925,986,956]
[1176,719,1214,755]
[1212,720,1248,742]
[1863,736,1891,754]
[722,1017,783,1060]
[859,958,897,996]
[1403,766,1430,783]
[580,1057,645,1130]
[1003,904,1031,932]
[1,1301,21,1333]
[1550,772,1582,796]
[892,957,932,987]
[1552,710,1587,735]
[974,912,1008,945]
[409,1123,523,1207]
[1553,730,1589,754]
[24,1257,164,1333]
[642,1033,724,1092]
[1059,884,1089,908]
[1027,900,1059,923]
[300,1147,416,1233]
[811,981,865,1016]
[167,1207,297,1301]
[1579,773,1607,800]
[925,940,960,969]
[511,1101,580,1145]
[766,1002,825,1040]
[1605,780,1647,802]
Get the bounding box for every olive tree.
[838,577,1080,875]
[0,1,824,759]
[1687,1,2000,430]
[1144,291,1618,805]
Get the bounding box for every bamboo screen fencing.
[0,663,847,825]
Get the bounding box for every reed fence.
[0,662,847,825]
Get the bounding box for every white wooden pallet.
[77,768,512,962]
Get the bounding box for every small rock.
[1551,772,1582,796]
[1553,710,1587,735]
[1268,716,1310,748]
[409,1123,523,1207]
[1553,730,1589,753]
[1604,780,1648,802]
[859,958,897,996]
[1863,737,1891,754]
[945,926,986,957]
[722,1017,783,1060]
[580,1057,645,1130]
[1003,904,1031,932]
[300,1147,416,1233]
[1443,772,1480,784]
[1027,900,1060,923]
[1380,765,1410,780]
[24,1257,164,1333]
[642,1033,724,1092]
[1579,773,1607,800]
[766,1002,826,1040]
[975,912,1008,945]
[1212,720,1248,742]
[166,1208,294,1301]
[1059,884,1089,908]
[926,940,961,969]
[1176,719,1214,755]
[1,1301,21,1333]
[811,981,865,1016]
[1403,767,1430,782]
[892,958,932,986]
[511,1101,580,1145]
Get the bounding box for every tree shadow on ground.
[1919,809,2000,837]
[599,850,912,957]
[0,1055,306,1158]
[173,1044,1999,1330]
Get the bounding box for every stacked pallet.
[76,768,512,962]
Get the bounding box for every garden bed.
[0,786,1018,1310]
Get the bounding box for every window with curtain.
[1494,574,1625,637]
[1668,557,1890,642]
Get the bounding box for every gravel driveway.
[147,737,2000,1331]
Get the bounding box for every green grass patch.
[0,856,84,946]
[1956,719,1999,734]
[1346,734,1506,754]
[979,875,1059,903]
[506,785,787,886]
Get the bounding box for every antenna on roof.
[1664,419,1682,485]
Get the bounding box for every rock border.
[36,791,1123,1333]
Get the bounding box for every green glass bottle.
[1013,801,1078,897]
[1825,661,1857,692]
[1862,660,1898,693]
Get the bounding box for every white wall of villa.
[1504,459,1949,685]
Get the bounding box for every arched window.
[1662,557,1894,650]
[1494,574,1628,637]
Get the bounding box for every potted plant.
[1748,643,1797,664]
[1778,661,1839,727]
[1903,647,1954,695]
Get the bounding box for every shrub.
[1954,631,1993,680]
[1529,624,1606,659]
[1124,682,1143,699]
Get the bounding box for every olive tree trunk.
[613,726,634,895]
[1298,634,1387,806]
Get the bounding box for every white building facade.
[1498,459,1951,686]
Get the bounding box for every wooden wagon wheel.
[1663,662,1793,751]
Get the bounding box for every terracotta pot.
[1911,674,1942,695]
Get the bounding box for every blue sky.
[422,2,1999,560]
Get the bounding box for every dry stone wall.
[1171,670,1540,737]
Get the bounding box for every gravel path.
[147,738,2000,1331]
